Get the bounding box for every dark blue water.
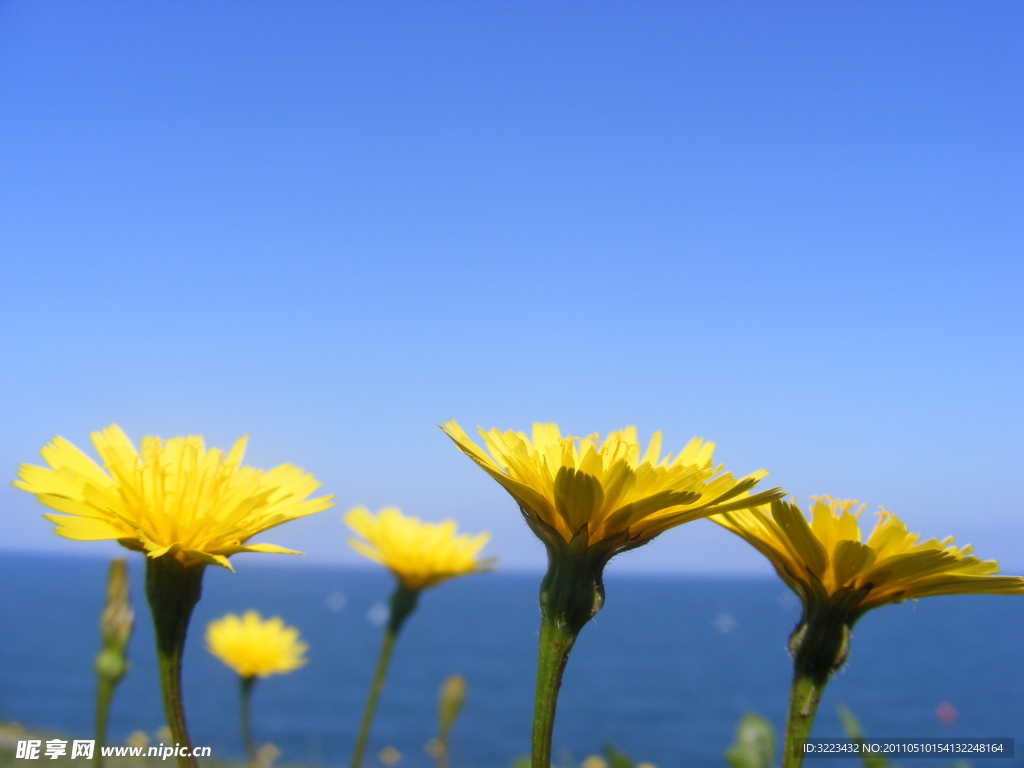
[0,553,1020,768]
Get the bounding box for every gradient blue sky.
[1,1,1021,574]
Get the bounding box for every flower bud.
[95,558,133,682]
[99,558,134,648]
[438,674,467,742]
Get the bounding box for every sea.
[0,553,1020,768]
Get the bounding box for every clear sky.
[1,1,1021,574]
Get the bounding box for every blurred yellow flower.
[124,732,150,750]
[345,507,492,590]
[441,420,780,558]
[713,496,1024,620]
[14,424,334,570]
[206,611,308,678]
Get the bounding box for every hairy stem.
[530,614,578,768]
[781,674,825,768]
[529,529,604,768]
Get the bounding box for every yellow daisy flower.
[344,506,493,590]
[713,496,1024,622]
[206,611,308,679]
[442,419,782,768]
[441,420,781,560]
[715,497,1024,767]
[14,424,334,570]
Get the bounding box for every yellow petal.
[43,514,127,541]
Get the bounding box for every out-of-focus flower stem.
[240,676,257,764]
[349,584,420,768]
[93,676,116,768]
[146,554,205,768]
[94,558,133,768]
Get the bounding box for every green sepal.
[788,578,871,685]
[538,524,608,634]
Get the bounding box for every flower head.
[345,506,492,590]
[441,420,781,562]
[714,496,1024,622]
[14,424,334,570]
[206,611,308,678]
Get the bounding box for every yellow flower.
[14,424,334,570]
[441,420,781,559]
[713,496,1024,621]
[345,507,492,590]
[206,611,308,678]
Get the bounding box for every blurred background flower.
[344,508,489,768]
[207,611,307,762]
[206,611,308,679]
[345,507,492,590]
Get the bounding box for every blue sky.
[1,1,1021,574]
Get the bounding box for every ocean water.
[0,553,1020,768]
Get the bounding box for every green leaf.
[724,713,776,768]
[602,744,636,768]
[837,705,889,768]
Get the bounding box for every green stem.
[781,674,825,768]
[240,676,257,764]
[531,614,578,768]
[349,584,420,768]
[93,676,116,768]
[529,529,605,768]
[145,555,205,768]
[780,600,855,768]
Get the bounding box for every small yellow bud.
[423,739,443,759]
[255,743,280,768]
[124,732,149,750]
[438,674,467,741]
[378,746,401,767]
